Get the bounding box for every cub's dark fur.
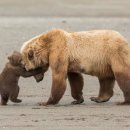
[0,51,43,105]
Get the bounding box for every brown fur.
[0,51,43,105]
[21,29,130,105]
[68,72,84,104]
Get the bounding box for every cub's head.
[8,51,22,66]
[20,34,50,71]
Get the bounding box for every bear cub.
[0,51,43,105]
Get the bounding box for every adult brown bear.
[20,29,130,105]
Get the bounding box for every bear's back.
[67,30,129,77]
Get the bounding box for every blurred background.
[0,0,130,17]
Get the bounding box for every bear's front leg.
[38,70,67,106]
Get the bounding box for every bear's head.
[8,51,22,66]
[20,34,51,71]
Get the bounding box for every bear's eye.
[28,50,34,60]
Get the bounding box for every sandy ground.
[0,0,130,130]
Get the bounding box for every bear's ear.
[28,49,34,60]
[43,37,52,44]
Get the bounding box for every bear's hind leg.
[111,57,130,105]
[114,72,130,105]
[90,77,115,103]
[68,72,84,105]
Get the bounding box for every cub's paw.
[11,99,22,103]
[16,99,22,103]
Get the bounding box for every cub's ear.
[28,49,34,60]
[8,52,22,66]
[8,55,14,64]
[8,56,12,61]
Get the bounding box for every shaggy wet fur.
[21,29,130,105]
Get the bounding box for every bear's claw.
[71,98,84,105]
[90,97,110,103]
